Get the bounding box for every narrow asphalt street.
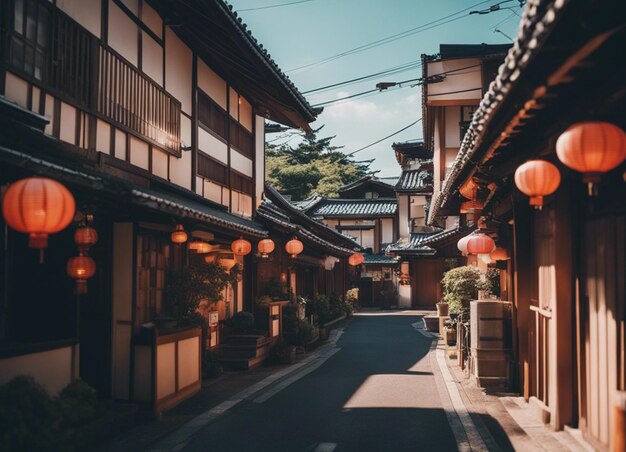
[182,312,458,452]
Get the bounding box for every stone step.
[217,353,268,371]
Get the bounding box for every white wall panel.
[229,87,238,119]
[57,0,101,37]
[114,129,127,160]
[130,136,149,170]
[59,103,76,145]
[142,32,163,86]
[170,151,192,190]
[5,72,29,108]
[198,128,227,164]
[382,218,394,244]
[141,2,162,37]
[239,97,253,132]
[230,151,253,177]
[165,28,192,114]
[152,147,168,179]
[96,119,111,154]
[197,59,227,110]
[445,106,461,148]
[204,179,222,204]
[255,115,265,207]
[108,1,138,66]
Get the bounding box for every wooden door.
[581,213,625,449]
[411,259,445,308]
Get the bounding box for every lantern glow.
[171,224,188,244]
[457,234,473,256]
[348,253,365,266]
[231,237,252,256]
[285,238,304,258]
[556,121,626,195]
[2,177,75,258]
[514,160,561,209]
[466,233,496,255]
[490,247,509,261]
[257,238,275,257]
[460,199,484,214]
[459,178,479,200]
[67,255,96,294]
[189,240,214,254]
[74,225,98,251]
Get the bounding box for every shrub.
[441,266,491,316]
[57,379,98,428]
[270,339,296,364]
[0,376,64,450]
[229,311,254,332]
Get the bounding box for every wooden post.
[613,391,626,452]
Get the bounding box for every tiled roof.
[310,198,397,217]
[291,195,323,212]
[427,0,568,224]
[387,226,468,255]
[395,169,433,193]
[363,254,399,266]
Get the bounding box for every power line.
[287,0,498,73]
[311,63,481,108]
[346,119,422,156]
[302,60,423,94]
[238,0,315,12]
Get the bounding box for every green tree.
[266,126,374,200]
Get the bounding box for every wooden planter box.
[133,325,202,415]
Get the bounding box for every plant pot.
[445,327,457,346]
[436,302,449,317]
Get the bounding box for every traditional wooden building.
[427,0,625,448]
[295,177,399,307]
[0,0,318,412]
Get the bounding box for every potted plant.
[436,301,449,317]
[440,266,491,318]
[271,339,296,364]
[163,262,240,327]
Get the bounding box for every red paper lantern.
[231,237,252,256]
[2,177,75,256]
[285,238,304,258]
[490,247,509,261]
[514,160,561,209]
[74,225,98,251]
[348,253,365,266]
[67,255,96,294]
[556,121,626,195]
[466,233,495,255]
[171,224,188,244]
[257,238,275,257]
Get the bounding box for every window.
[7,0,50,81]
[135,232,170,327]
[229,118,254,159]
[198,91,228,140]
[230,171,254,196]
[365,191,379,199]
[460,106,478,141]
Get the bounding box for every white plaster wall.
[165,28,192,114]
[152,147,168,179]
[445,106,461,148]
[44,94,54,135]
[156,342,175,399]
[361,229,375,250]
[398,195,409,239]
[254,115,265,207]
[229,87,238,119]
[382,218,394,244]
[120,0,138,15]
[0,346,74,395]
[141,2,162,37]
[108,1,138,66]
[426,58,482,103]
[57,0,101,37]
[169,150,192,190]
[198,128,228,164]
[142,32,163,86]
[114,129,126,160]
[239,97,253,132]
[204,179,222,204]
[398,285,412,308]
[197,59,227,110]
[180,114,191,149]
[433,116,442,196]
[59,102,76,145]
[5,72,28,108]
[130,136,149,170]
[178,337,200,389]
[230,151,253,177]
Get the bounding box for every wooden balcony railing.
[1,0,181,155]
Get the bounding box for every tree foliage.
[266,126,375,200]
[441,266,491,316]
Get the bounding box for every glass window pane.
[37,6,48,48]
[24,46,34,75]
[26,0,37,42]
[14,0,24,34]
[10,37,25,69]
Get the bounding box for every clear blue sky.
[229,0,522,177]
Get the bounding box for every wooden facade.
[0,0,318,413]
[427,0,626,448]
